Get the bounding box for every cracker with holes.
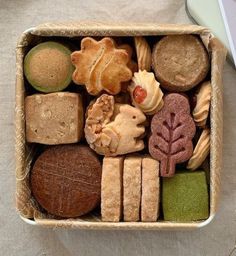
[85,94,146,156]
[25,92,83,144]
[149,93,196,177]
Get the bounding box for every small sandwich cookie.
[123,156,142,221]
[141,157,160,222]
[101,157,124,221]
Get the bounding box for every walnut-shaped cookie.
[128,70,164,115]
[85,94,146,156]
[71,37,132,95]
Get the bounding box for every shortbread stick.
[141,157,160,222]
[101,157,124,221]
[123,156,142,221]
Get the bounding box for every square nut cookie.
[25,92,83,144]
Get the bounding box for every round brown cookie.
[30,145,102,218]
[152,35,209,92]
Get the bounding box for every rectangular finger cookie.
[123,156,142,221]
[101,157,124,221]
[141,157,160,222]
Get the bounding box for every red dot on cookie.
[133,86,147,104]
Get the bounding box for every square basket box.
[15,22,227,230]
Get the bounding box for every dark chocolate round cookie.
[30,145,102,218]
[152,35,209,92]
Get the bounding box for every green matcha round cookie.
[24,41,74,92]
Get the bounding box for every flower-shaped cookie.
[128,70,164,115]
[71,37,132,95]
[85,94,146,156]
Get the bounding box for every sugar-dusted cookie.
[152,35,210,92]
[162,171,209,221]
[24,41,74,92]
[101,157,124,221]
[134,36,152,71]
[193,81,211,127]
[25,92,83,145]
[31,145,102,218]
[187,128,210,170]
[149,93,196,177]
[71,37,132,95]
[128,70,164,115]
[85,94,146,156]
[123,156,142,221]
[141,156,160,222]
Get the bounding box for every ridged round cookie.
[30,145,102,218]
[24,41,74,92]
[152,35,209,92]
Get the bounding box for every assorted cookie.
[25,92,83,145]
[24,35,212,222]
[162,171,209,221]
[24,41,74,92]
[141,156,160,222]
[71,37,132,95]
[123,156,142,221]
[134,36,152,71]
[152,35,210,92]
[193,81,212,127]
[101,155,160,222]
[149,93,196,177]
[30,145,102,218]
[187,128,210,170]
[101,157,124,222]
[84,94,146,156]
[128,70,164,115]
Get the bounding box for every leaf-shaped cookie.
[71,37,132,95]
[149,93,196,177]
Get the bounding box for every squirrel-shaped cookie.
[85,94,146,156]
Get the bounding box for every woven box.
[15,22,226,230]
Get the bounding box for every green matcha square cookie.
[162,171,209,222]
